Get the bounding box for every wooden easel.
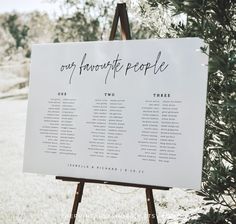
[56,3,169,224]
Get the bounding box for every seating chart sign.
[23,38,208,189]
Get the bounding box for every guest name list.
[24,38,208,189]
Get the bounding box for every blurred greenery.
[0,11,53,61]
[0,0,153,62]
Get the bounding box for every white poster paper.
[23,38,208,189]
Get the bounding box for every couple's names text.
[60,51,169,84]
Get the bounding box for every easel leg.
[69,181,85,224]
[146,188,158,224]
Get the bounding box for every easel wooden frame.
[56,3,169,224]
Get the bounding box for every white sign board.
[24,38,208,189]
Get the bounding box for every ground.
[0,99,209,224]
